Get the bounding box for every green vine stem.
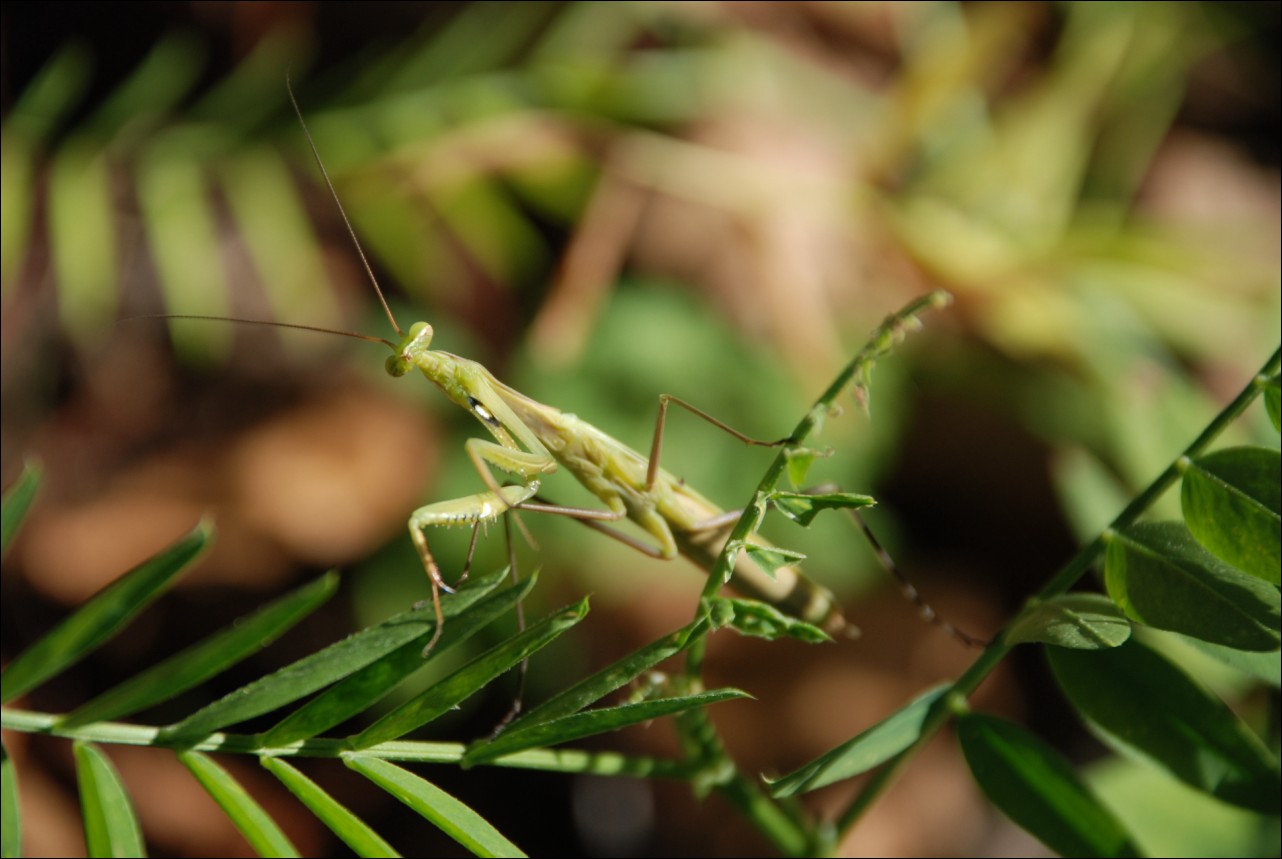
[674,290,954,856]
[835,345,1282,837]
[0,707,696,778]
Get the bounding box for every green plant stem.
[674,292,952,856]
[835,345,1282,836]
[2,295,953,859]
[672,693,821,856]
[0,706,695,778]
[697,291,956,609]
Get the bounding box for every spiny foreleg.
[410,482,541,655]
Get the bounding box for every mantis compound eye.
[386,354,411,377]
[408,321,434,348]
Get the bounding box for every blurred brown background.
[2,2,1279,855]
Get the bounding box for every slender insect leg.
[461,436,635,538]
[519,492,679,559]
[510,509,540,551]
[526,493,848,635]
[515,500,628,521]
[408,526,451,657]
[465,437,558,508]
[463,498,625,736]
[640,395,858,629]
[409,482,541,655]
[456,520,485,585]
[557,514,672,558]
[799,483,989,648]
[684,508,747,533]
[847,507,989,647]
[461,416,636,526]
[504,512,525,633]
[646,394,791,491]
[492,511,528,736]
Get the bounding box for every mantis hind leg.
[518,492,679,560]
[491,511,529,736]
[798,483,990,648]
[460,435,632,533]
[844,505,988,647]
[409,482,541,655]
[645,394,791,492]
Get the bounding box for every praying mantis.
[169,82,971,655]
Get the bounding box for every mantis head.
[386,321,435,377]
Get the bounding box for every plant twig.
[834,345,1282,836]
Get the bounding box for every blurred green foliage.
[2,2,1278,856]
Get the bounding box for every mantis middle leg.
[645,394,791,492]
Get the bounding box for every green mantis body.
[259,81,994,659]
[152,83,857,656]
[384,320,848,650]
[144,84,975,666]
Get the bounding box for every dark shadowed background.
[2,2,1279,855]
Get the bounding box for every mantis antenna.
[285,73,403,339]
[125,314,395,350]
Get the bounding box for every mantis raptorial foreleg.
[464,437,556,494]
[466,438,628,525]
[410,482,541,654]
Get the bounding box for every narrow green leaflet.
[1048,639,1281,814]
[783,447,822,488]
[717,500,768,573]
[350,599,589,749]
[74,742,146,858]
[1263,371,1280,432]
[1,742,18,859]
[1181,447,1281,584]
[259,643,422,747]
[767,685,948,797]
[957,714,1139,858]
[80,34,203,138]
[704,597,830,643]
[842,291,948,413]
[767,490,875,528]
[260,757,399,858]
[1104,521,1280,651]
[179,751,298,858]
[391,0,550,84]
[61,572,340,729]
[463,689,749,767]
[485,619,705,738]
[741,543,807,577]
[1,523,210,704]
[160,567,508,742]
[1,460,41,558]
[1004,594,1131,650]
[259,576,533,748]
[344,756,524,858]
